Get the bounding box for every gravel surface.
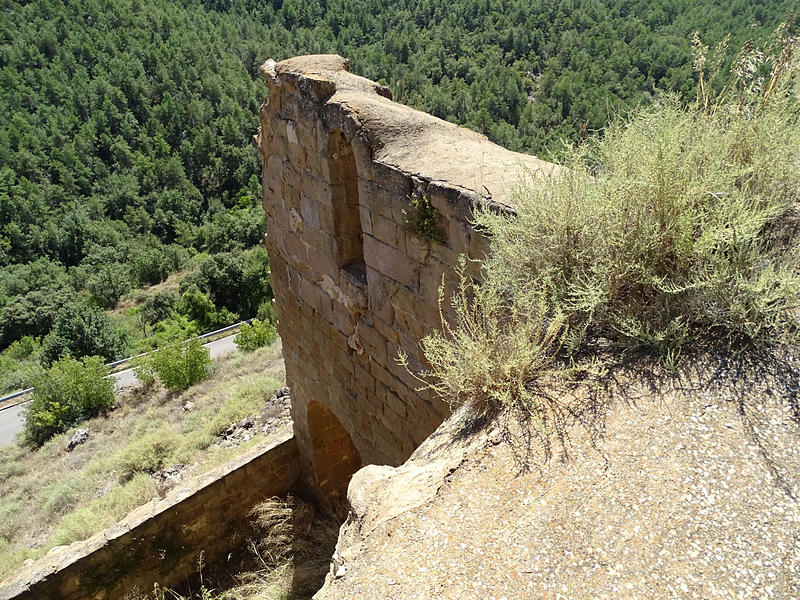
[318,357,800,599]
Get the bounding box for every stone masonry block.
[364,234,417,289]
[372,213,401,248]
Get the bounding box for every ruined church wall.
[257,57,494,499]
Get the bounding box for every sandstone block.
[372,213,400,247]
[364,234,417,288]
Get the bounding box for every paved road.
[0,334,240,446]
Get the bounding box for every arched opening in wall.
[326,130,366,286]
[306,401,362,506]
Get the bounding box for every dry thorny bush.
[406,19,800,467]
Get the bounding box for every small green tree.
[24,356,114,446]
[176,285,237,331]
[86,263,131,309]
[139,290,177,326]
[146,338,211,391]
[234,319,277,352]
[40,303,129,366]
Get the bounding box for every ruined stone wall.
[256,55,555,503]
[0,431,298,600]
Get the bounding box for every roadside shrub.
[151,313,200,344]
[256,299,278,324]
[176,284,237,331]
[131,354,157,389]
[0,336,44,395]
[116,430,178,482]
[146,338,211,391]
[234,319,277,352]
[24,356,114,446]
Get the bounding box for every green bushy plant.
[479,92,800,357]
[234,319,277,352]
[402,193,447,244]
[402,260,569,417]
[86,264,132,309]
[256,299,278,325]
[40,303,129,367]
[417,26,800,417]
[0,336,44,395]
[145,338,211,392]
[24,356,115,446]
[140,291,177,327]
[176,285,237,331]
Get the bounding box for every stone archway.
[306,401,362,505]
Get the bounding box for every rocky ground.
[152,387,293,495]
[316,353,800,599]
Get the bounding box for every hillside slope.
[317,356,800,599]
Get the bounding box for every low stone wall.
[0,429,298,600]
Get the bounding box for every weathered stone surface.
[256,54,558,503]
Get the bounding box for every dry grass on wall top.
[0,340,287,584]
[144,496,341,600]
[413,24,800,439]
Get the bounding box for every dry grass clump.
[229,496,339,600]
[153,496,340,600]
[416,22,800,422]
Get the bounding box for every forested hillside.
[0,0,274,391]
[0,0,793,389]
[238,0,794,152]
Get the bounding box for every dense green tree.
[140,290,178,326]
[0,259,76,347]
[87,264,132,309]
[180,247,272,319]
[40,304,129,366]
[175,285,237,330]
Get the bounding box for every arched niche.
[306,400,362,505]
[326,130,366,286]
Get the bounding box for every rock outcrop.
[318,364,800,599]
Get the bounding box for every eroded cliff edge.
[318,368,800,599]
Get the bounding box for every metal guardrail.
[0,320,252,410]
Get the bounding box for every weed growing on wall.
[402,193,447,244]
[417,23,800,418]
